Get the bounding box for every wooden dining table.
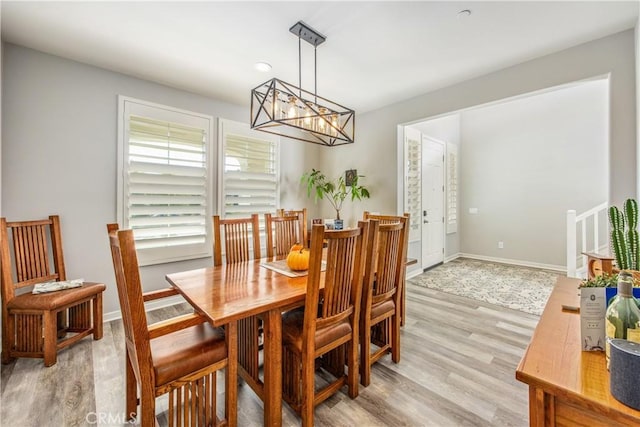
[166,257,313,427]
[166,255,416,426]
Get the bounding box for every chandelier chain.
[298,35,302,98]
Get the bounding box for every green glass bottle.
[606,270,640,368]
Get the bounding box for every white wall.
[636,15,640,200]
[459,79,608,268]
[1,44,313,316]
[357,30,635,210]
[0,34,2,216]
[1,8,3,216]
[354,30,634,273]
[1,29,637,311]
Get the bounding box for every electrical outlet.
[498,241,504,249]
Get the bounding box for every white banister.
[594,214,599,255]
[567,210,577,277]
[575,202,609,222]
[566,202,609,278]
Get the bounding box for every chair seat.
[151,324,227,387]
[6,282,106,311]
[282,308,352,353]
[370,299,395,321]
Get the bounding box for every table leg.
[225,320,238,427]
[263,308,282,427]
[400,278,406,326]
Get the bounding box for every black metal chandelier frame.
[250,21,355,147]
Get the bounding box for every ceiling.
[1,1,638,114]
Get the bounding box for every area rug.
[408,258,561,316]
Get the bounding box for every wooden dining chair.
[212,214,262,392]
[360,216,409,387]
[265,212,303,257]
[212,214,261,266]
[363,211,411,325]
[0,215,105,367]
[277,208,308,247]
[107,224,237,427]
[281,222,372,426]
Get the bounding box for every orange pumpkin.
[287,244,310,271]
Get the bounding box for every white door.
[421,137,444,268]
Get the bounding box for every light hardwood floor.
[0,283,538,426]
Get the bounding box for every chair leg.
[400,285,406,326]
[360,321,372,387]
[300,351,315,427]
[391,313,401,363]
[347,339,359,399]
[43,311,57,367]
[2,310,15,364]
[93,293,103,340]
[125,354,138,421]
[139,386,158,427]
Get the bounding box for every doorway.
[421,136,444,268]
[398,77,609,272]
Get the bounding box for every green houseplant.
[609,198,640,271]
[300,168,371,220]
[579,273,619,288]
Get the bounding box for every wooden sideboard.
[516,276,640,426]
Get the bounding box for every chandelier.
[250,21,355,147]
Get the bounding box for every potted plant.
[609,198,640,276]
[579,273,619,288]
[300,168,371,229]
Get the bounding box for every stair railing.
[566,202,608,278]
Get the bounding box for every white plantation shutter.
[404,129,422,242]
[128,115,207,247]
[446,143,458,234]
[218,119,279,250]
[219,120,279,218]
[223,134,278,217]
[118,97,213,265]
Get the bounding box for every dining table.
[165,255,416,426]
[166,256,313,427]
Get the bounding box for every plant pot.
[334,219,344,230]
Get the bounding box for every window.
[117,96,213,266]
[446,143,458,234]
[218,119,279,239]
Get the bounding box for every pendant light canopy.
[250,21,355,147]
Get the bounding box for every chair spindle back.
[213,214,261,266]
[305,222,368,340]
[265,213,302,257]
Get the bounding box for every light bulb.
[272,90,280,118]
[331,114,338,136]
[287,96,298,119]
[304,107,312,128]
[318,107,328,133]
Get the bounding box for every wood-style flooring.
[0,282,538,426]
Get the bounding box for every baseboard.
[103,295,186,323]
[458,253,566,273]
[406,267,423,280]
[406,253,460,279]
[445,253,461,263]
